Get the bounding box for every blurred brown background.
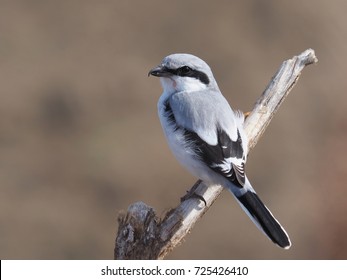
[0,0,346,259]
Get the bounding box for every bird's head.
[148,53,218,94]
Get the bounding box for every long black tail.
[237,191,291,249]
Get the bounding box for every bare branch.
[114,49,318,259]
[245,48,318,150]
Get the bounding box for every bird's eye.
[178,66,192,75]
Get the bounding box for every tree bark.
[114,49,318,259]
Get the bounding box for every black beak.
[148,65,172,77]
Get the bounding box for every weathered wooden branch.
[114,49,318,259]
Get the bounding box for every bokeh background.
[1,0,346,259]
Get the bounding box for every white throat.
[160,76,207,95]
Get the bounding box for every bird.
[148,53,291,249]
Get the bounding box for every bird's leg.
[180,179,207,206]
[244,111,251,119]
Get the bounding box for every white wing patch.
[211,156,245,178]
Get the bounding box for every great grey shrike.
[148,53,291,249]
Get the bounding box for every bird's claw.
[180,180,207,206]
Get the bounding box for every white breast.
[157,95,217,184]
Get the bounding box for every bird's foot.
[180,180,207,206]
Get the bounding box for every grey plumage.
[149,53,291,249]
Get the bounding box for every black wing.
[165,101,246,188]
[184,127,246,188]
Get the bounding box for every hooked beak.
[148,65,172,77]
